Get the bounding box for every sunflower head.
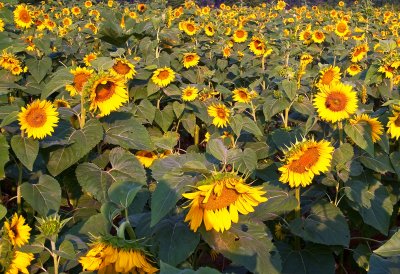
[232,88,256,103]
[14,4,33,29]
[207,103,230,128]
[136,151,158,168]
[387,111,400,140]
[335,20,350,37]
[232,28,248,43]
[110,58,136,80]
[183,53,200,69]
[317,65,341,86]
[3,251,34,274]
[151,67,175,87]
[182,172,267,232]
[182,86,199,102]
[3,214,32,248]
[65,66,94,96]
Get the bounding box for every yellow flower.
[312,30,325,43]
[83,52,97,66]
[88,73,128,117]
[0,18,4,32]
[335,20,350,37]
[71,6,81,16]
[351,44,369,62]
[62,17,72,27]
[232,88,256,103]
[347,64,362,76]
[4,214,32,247]
[183,53,200,69]
[378,64,395,79]
[300,54,313,66]
[5,251,34,274]
[151,67,175,87]
[65,67,94,96]
[84,1,92,8]
[299,29,312,44]
[14,4,33,29]
[18,100,59,139]
[275,0,287,11]
[387,111,400,140]
[53,99,71,108]
[110,58,136,80]
[180,20,197,36]
[232,28,248,43]
[182,172,267,232]
[350,114,383,143]
[248,37,266,56]
[207,103,230,128]
[279,138,334,188]
[204,23,215,36]
[317,65,341,86]
[137,3,147,13]
[182,86,199,101]
[313,81,358,123]
[136,151,158,168]
[222,46,232,58]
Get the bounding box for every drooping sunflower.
[79,237,157,274]
[4,251,34,274]
[88,73,128,117]
[378,64,395,79]
[312,30,325,43]
[313,81,358,123]
[151,67,175,87]
[14,4,33,29]
[18,100,59,139]
[110,58,136,80]
[317,65,341,86]
[335,20,350,37]
[207,103,230,128]
[232,28,248,43]
[65,67,94,96]
[387,111,400,140]
[279,138,334,188]
[136,151,158,168]
[350,114,383,143]
[53,99,71,108]
[182,172,267,232]
[248,36,266,56]
[4,214,32,248]
[183,53,200,69]
[182,86,199,102]
[351,44,369,62]
[232,88,256,103]
[347,64,363,76]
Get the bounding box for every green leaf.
[159,261,221,274]
[172,101,185,118]
[360,150,395,174]
[151,131,179,150]
[0,204,7,221]
[79,213,111,237]
[108,147,146,185]
[206,138,228,164]
[0,134,9,179]
[0,110,19,127]
[154,218,200,266]
[242,116,263,137]
[147,80,160,96]
[332,143,354,168]
[47,119,103,176]
[263,96,290,121]
[20,174,61,216]
[368,254,400,274]
[26,57,52,83]
[289,201,350,246]
[41,67,74,99]
[230,148,258,172]
[282,79,297,101]
[108,181,142,208]
[11,135,39,171]
[353,244,370,271]
[374,231,400,257]
[389,152,400,177]
[136,99,156,123]
[344,123,374,156]
[344,179,393,235]
[54,240,76,260]
[155,106,175,132]
[201,221,281,274]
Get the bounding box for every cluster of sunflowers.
[1,0,400,273]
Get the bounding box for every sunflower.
[4,251,34,274]
[317,65,341,86]
[300,54,313,66]
[4,214,32,247]
[204,23,215,36]
[83,52,97,66]
[275,0,287,10]
[346,64,362,76]
[151,67,175,87]
[335,20,350,37]
[378,64,395,79]
[222,46,232,58]
[79,238,157,274]
[183,53,200,69]
[84,1,92,8]
[71,6,81,16]
[110,58,136,80]
[137,3,146,13]
[182,86,199,101]
[232,88,256,103]
[279,138,334,188]
[136,151,158,168]
[387,111,400,140]
[53,99,70,108]
[351,44,369,62]
[14,4,33,29]
[0,18,5,32]
[232,28,248,43]
[248,37,266,56]
[313,81,358,123]
[182,172,267,232]
[180,20,197,36]
[312,30,325,43]
[350,114,383,143]
[88,73,128,117]
[299,29,312,44]
[207,103,230,128]
[18,100,59,139]
[65,67,94,96]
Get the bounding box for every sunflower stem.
[338,120,344,145]
[194,124,200,146]
[79,94,86,129]
[283,108,289,128]
[124,208,136,240]
[17,162,22,214]
[50,239,59,274]
[294,187,301,250]
[250,101,257,122]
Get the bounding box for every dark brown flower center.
[95,81,116,102]
[288,147,320,173]
[158,70,170,80]
[26,107,47,127]
[395,115,400,127]
[113,61,130,75]
[201,186,239,210]
[216,108,227,118]
[325,92,347,112]
[236,30,245,38]
[74,73,90,92]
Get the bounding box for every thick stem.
[283,108,289,129]
[338,120,344,145]
[50,240,59,274]
[294,187,301,250]
[194,124,200,146]
[17,162,22,214]
[124,208,136,240]
[79,95,86,129]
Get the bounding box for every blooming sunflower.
[151,67,175,87]
[207,103,230,128]
[53,99,71,108]
[183,53,200,69]
[351,44,369,62]
[312,30,325,43]
[232,28,248,43]
[65,67,94,96]
[18,100,59,139]
[248,37,266,56]
[300,54,313,66]
[180,20,197,36]
[83,52,97,66]
[317,65,341,86]
[88,73,128,117]
[204,23,215,36]
[0,18,5,32]
[14,4,33,29]
[4,214,31,247]
[279,138,334,188]
[182,172,267,232]
[79,238,157,274]
[232,88,256,103]
[4,251,34,274]
[110,58,136,80]
[299,29,312,44]
[335,20,350,37]
[182,86,199,101]
[347,64,363,76]
[387,111,400,140]
[378,64,395,79]
[313,81,358,123]
[350,114,383,143]
[136,151,158,168]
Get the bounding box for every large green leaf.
[25,57,52,83]
[206,138,228,164]
[289,201,350,246]
[374,231,400,257]
[360,150,395,174]
[11,135,39,171]
[332,143,354,168]
[263,96,290,121]
[108,181,142,208]
[159,262,221,274]
[344,123,374,156]
[201,221,281,274]
[282,79,297,101]
[47,119,103,176]
[108,147,146,185]
[344,179,393,235]
[20,174,61,216]
[0,134,9,178]
[368,254,400,274]
[41,67,74,99]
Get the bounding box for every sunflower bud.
[36,215,71,240]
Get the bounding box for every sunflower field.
[2,0,400,273]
